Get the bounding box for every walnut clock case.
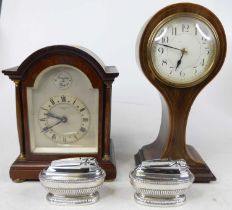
[2,45,119,181]
[135,3,226,182]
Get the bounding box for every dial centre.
[167,34,201,69]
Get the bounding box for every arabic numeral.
[172,27,177,35]
[182,24,190,32]
[201,58,205,66]
[161,59,168,66]
[202,37,207,44]
[157,47,164,54]
[161,36,169,44]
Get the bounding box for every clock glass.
[149,14,218,86]
[27,64,99,154]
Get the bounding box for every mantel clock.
[135,3,226,182]
[3,45,119,181]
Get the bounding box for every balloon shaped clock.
[135,3,226,182]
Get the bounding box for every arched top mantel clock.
[3,45,119,181]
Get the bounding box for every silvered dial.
[39,95,90,144]
[150,15,217,86]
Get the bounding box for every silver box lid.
[40,157,105,181]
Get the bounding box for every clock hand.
[45,112,64,121]
[157,43,183,51]
[41,116,68,133]
[175,48,187,71]
[41,120,62,133]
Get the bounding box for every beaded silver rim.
[134,193,186,207]
[46,192,99,205]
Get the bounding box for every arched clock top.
[2,45,119,87]
[32,64,93,90]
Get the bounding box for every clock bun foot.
[12,178,26,183]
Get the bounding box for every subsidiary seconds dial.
[39,95,90,144]
[150,15,217,86]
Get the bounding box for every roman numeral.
[80,108,86,112]
[80,127,86,132]
[82,118,89,122]
[61,95,66,102]
[73,98,77,105]
[50,98,55,105]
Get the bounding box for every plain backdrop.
[0,0,232,210]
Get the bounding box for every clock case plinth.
[9,140,116,182]
[136,3,227,183]
[2,45,119,181]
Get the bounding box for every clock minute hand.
[41,120,62,133]
[157,43,182,51]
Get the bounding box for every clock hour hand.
[157,43,183,51]
[45,112,66,122]
[175,53,184,70]
[175,48,187,70]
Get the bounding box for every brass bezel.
[147,12,220,88]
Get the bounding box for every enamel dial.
[150,15,218,86]
[39,95,90,144]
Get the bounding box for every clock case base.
[135,144,216,183]
[10,141,116,182]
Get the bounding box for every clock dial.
[27,64,99,154]
[39,95,90,144]
[149,15,218,86]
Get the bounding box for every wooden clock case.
[2,45,119,181]
[135,3,227,182]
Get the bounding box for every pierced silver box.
[39,157,105,205]
[130,159,194,207]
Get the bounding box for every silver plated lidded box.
[39,157,105,205]
[130,159,194,207]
